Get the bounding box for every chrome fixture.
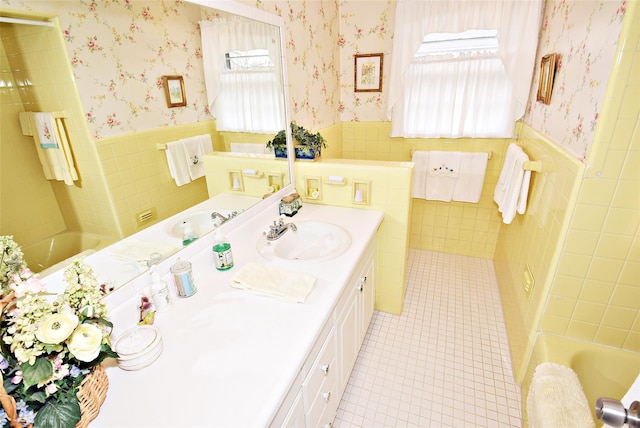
[211,211,238,225]
[264,217,297,241]
[596,397,640,427]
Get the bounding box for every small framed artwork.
[354,53,383,92]
[162,75,187,108]
[536,54,558,105]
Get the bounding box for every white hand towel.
[181,134,213,180]
[425,151,462,202]
[411,151,430,199]
[165,140,191,186]
[33,113,59,148]
[230,262,317,303]
[494,144,531,224]
[452,152,489,203]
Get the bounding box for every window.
[225,49,274,70]
[390,30,516,138]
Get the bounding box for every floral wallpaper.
[251,0,341,130]
[3,0,215,139]
[336,0,395,123]
[3,0,627,160]
[523,0,625,161]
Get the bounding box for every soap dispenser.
[181,221,198,246]
[212,232,234,271]
[149,267,171,311]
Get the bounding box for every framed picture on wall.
[354,53,383,92]
[162,75,187,108]
[536,54,558,105]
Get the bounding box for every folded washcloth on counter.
[230,262,317,303]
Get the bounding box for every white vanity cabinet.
[336,240,376,392]
[273,237,377,428]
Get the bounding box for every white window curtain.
[200,19,284,133]
[387,0,543,138]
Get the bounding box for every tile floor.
[334,249,522,427]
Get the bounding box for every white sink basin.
[256,221,351,264]
[166,209,240,239]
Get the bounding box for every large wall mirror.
[0,0,293,291]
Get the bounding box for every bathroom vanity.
[90,194,383,427]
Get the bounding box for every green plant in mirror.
[266,122,326,160]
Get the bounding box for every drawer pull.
[322,391,331,401]
[358,284,364,292]
[321,364,330,375]
[325,424,333,428]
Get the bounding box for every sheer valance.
[200,18,284,133]
[387,0,543,136]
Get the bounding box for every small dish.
[113,325,161,357]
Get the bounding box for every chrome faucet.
[264,217,297,241]
[211,211,238,225]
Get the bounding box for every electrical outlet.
[522,264,535,300]
[135,207,157,227]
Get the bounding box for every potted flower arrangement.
[0,236,117,428]
[266,121,326,161]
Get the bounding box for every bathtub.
[522,333,640,425]
[21,231,115,276]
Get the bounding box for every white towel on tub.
[526,362,595,428]
[425,151,461,202]
[452,152,489,203]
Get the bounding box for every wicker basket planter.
[0,365,108,428]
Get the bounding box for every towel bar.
[156,143,167,150]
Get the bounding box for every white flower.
[67,324,103,362]
[36,313,79,344]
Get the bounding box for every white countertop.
[92,201,383,427]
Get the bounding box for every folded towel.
[425,151,462,202]
[165,140,192,186]
[411,151,430,199]
[494,144,531,224]
[526,362,595,428]
[181,134,213,180]
[452,152,489,203]
[230,262,317,303]
[19,112,78,185]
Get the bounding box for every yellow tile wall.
[0,25,65,244]
[295,159,414,314]
[96,121,218,237]
[493,123,585,381]
[339,121,514,259]
[203,152,290,197]
[540,1,640,353]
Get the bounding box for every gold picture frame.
[354,53,383,92]
[162,75,186,108]
[536,54,558,105]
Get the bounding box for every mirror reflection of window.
[201,19,285,134]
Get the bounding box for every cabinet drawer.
[305,361,338,428]
[304,328,336,401]
[303,328,337,427]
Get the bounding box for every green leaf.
[20,358,52,389]
[34,398,81,428]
